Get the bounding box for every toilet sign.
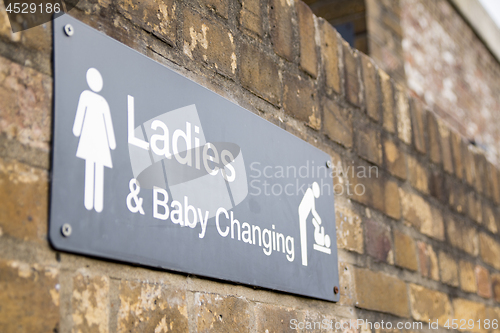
[50,15,340,302]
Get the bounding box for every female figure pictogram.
[73,68,116,213]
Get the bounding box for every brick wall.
[401,0,500,165]
[1,0,500,332]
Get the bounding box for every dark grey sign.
[50,15,339,302]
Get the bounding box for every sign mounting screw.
[334,286,339,294]
[61,223,72,237]
[326,160,333,169]
[64,24,74,37]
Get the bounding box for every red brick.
[492,274,500,302]
[239,42,280,106]
[475,265,492,299]
[319,19,341,95]
[269,0,295,61]
[417,241,439,281]
[297,1,318,77]
[365,219,393,264]
[283,72,320,129]
[322,98,352,148]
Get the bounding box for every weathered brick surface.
[429,170,446,204]
[0,56,52,151]
[255,303,297,333]
[118,280,188,332]
[446,178,466,214]
[474,152,487,195]
[450,130,464,180]
[467,192,483,225]
[269,0,295,61]
[452,299,487,333]
[394,229,417,271]
[447,217,478,256]
[438,251,458,287]
[361,54,380,122]
[379,69,395,133]
[437,118,454,174]
[195,293,249,332]
[343,42,360,107]
[492,274,500,303]
[385,180,401,220]
[407,156,428,195]
[354,268,409,318]
[239,42,280,105]
[336,207,363,254]
[0,158,48,243]
[487,162,500,203]
[365,219,393,264]
[384,137,407,179]
[72,273,109,333]
[319,19,341,95]
[427,112,442,165]
[322,97,352,148]
[355,119,382,165]
[283,72,320,129]
[458,260,477,293]
[475,265,491,299]
[201,0,229,19]
[0,260,59,332]
[399,188,444,240]
[297,1,317,77]
[117,0,176,45]
[240,0,263,37]
[183,9,237,77]
[479,233,500,270]
[418,242,439,281]
[395,85,412,145]
[463,144,477,186]
[482,203,498,234]
[409,284,451,323]
[409,98,426,154]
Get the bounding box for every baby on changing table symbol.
[298,182,331,266]
[73,68,116,213]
